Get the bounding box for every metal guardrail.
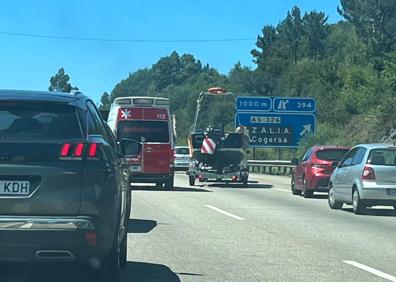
[247,160,295,175]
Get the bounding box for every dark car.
[291,146,350,198]
[0,90,133,281]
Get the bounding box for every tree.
[48,68,78,92]
[111,68,154,101]
[303,11,329,60]
[277,6,303,65]
[382,51,396,90]
[107,1,396,147]
[152,51,182,90]
[251,25,277,68]
[99,92,111,110]
[338,0,396,56]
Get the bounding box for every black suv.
[0,90,132,281]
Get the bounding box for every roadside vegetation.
[93,0,396,159]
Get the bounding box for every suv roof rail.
[70,90,83,96]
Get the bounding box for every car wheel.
[303,179,313,198]
[94,228,121,282]
[164,176,174,190]
[189,176,195,186]
[352,189,365,215]
[291,176,301,195]
[241,175,248,187]
[328,185,343,209]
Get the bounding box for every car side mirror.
[119,138,141,156]
[291,158,299,166]
[331,161,339,168]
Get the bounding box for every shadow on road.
[132,186,212,192]
[1,261,181,282]
[128,218,157,233]
[176,272,204,277]
[122,261,181,282]
[342,207,396,217]
[300,193,328,200]
[208,182,273,189]
[1,263,91,282]
[207,181,273,189]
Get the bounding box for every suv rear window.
[367,149,396,166]
[0,101,83,140]
[175,147,189,155]
[117,120,169,143]
[316,149,349,161]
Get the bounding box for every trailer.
[186,87,250,187]
[187,159,249,187]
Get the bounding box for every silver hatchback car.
[174,146,190,171]
[328,144,396,214]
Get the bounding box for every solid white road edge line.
[205,205,245,221]
[343,260,396,282]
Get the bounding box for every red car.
[291,146,350,198]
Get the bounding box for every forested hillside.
[100,0,396,156]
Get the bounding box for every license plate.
[0,181,30,196]
[130,165,141,172]
[389,189,396,196]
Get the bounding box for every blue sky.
[0,0,342,102]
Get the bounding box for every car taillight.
[362,166,376,181]
[74,143,84,157]
[60,143,99,159]
[87,143,98,157]
[60,143,71,157]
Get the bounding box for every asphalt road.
[2,172,396,281]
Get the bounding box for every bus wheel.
[165,176,174,190]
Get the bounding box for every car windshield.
[175,147,189,155]
[0,101,82,140]
[117,120,169,143]
[367,149,396,166]
[316,149,349,161]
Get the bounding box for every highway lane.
[128,172,396,281]
[1,172,396,281]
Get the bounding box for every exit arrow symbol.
[300,124,312,136]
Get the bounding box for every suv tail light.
[73,143,84,157]
[60,143,71,157]
[362,166,376,181]
[60,143,99,159]
[87,143,98,157]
